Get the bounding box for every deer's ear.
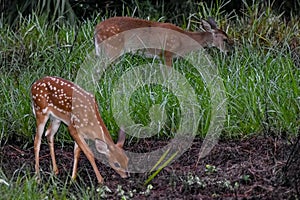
[207,17,218,29]
[201,17,218,31]
[116,127,126,148]
[201,19,213,31]
[95,139,109,155]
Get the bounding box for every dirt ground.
[1,135,299,199]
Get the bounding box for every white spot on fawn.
[42,107,48,114]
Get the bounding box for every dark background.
[1,0,299,26]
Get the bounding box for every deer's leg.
[67,125,103,184]
[45,118,61,175]
[34,112,49,177]
[164,51,173,67]
[71,142,81,180]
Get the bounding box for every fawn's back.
[94,16,231,66]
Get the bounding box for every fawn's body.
[31,76,129,183]
[94,16,230,66]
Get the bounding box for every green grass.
[0,0,299,143]
[0,0,300,198]
[0,1,299,143]
[0,167,117,199]
[221,46,299,136]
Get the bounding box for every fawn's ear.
[95,139,109,155]
[201,17,218,31]
[116,127,126,148]
[207,17,218,29]
[201,19,212,32]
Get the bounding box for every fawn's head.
[95,128,129,178]
[201,17,232,53]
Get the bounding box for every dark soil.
[1,135,300,199]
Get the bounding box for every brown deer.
[31,76,129,184]
[94,16,231,66]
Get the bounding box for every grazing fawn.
[94,16,231,66]
[31,76,129,184]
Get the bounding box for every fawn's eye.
[114,162,121,168]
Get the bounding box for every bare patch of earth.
[1,135,299,199]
